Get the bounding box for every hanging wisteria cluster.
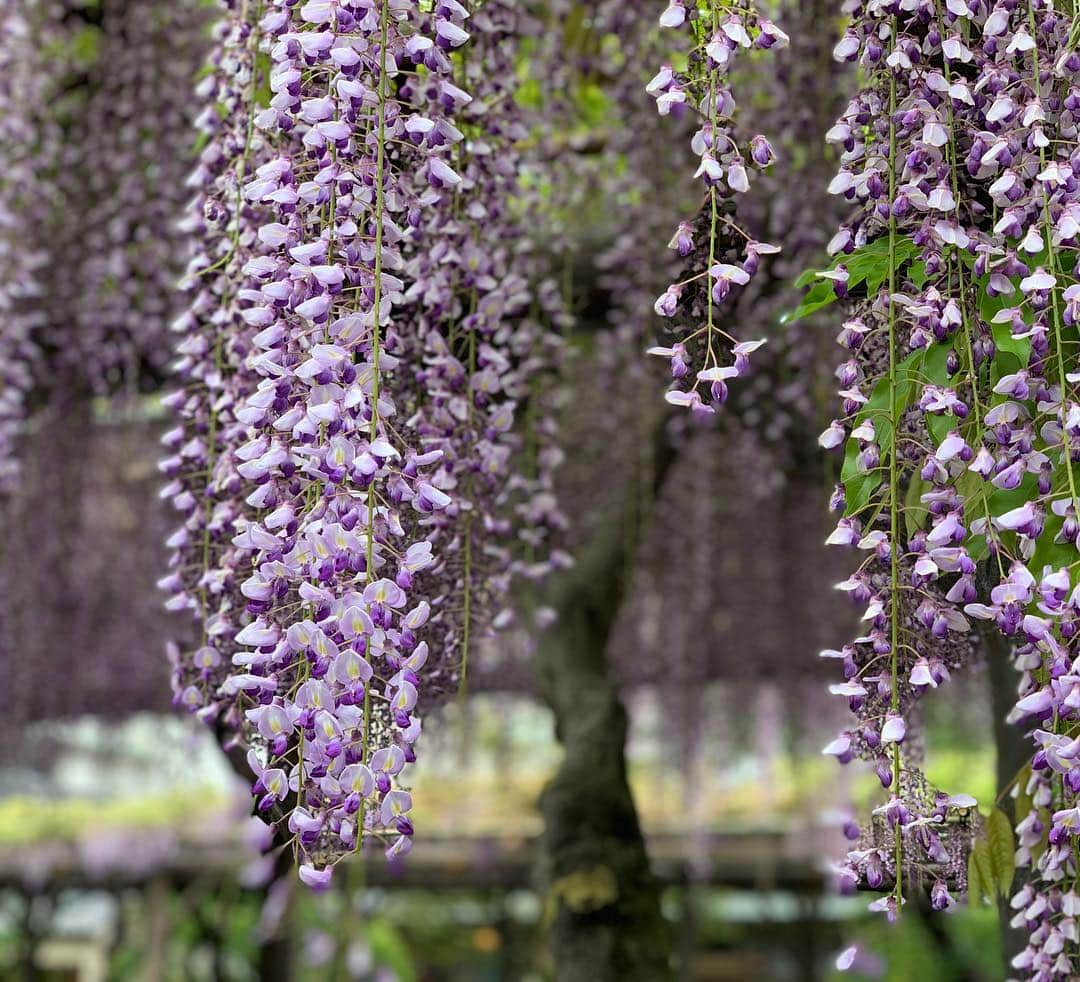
[13,0,1080,968]
[162,0,566,889]
[0,0,212,766]
[60,0,209,392]
[393,0,569,680]
[0,0,207,506]
[725,0,850,461]
[644,0,787,414]
[0,0,53,495]
[816,0,1080,971]
[565,0,852,756]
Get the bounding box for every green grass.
[0,787,228,845]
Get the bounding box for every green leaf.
[71,25,102,65]
[988,350,1024,388]
[968,808,1017,906]
[968,838,993,908]
[783,236,920,325]
[844,471,879,519]
[782,279,836,323]
[986,807,1016,899]
[926,412,953,446]
[922,339,952,385]
[964,473,1038,541]
[563,4,587,52]
[956,470,990,562]
[904,472,928,537]
[921,344,954,451]
[987,476,1039,517]
[253,51,273,109]
[847,236,919,289]
[1029,514,1080,575]
[841,344,952,519]
[839,350,917,484]
[989,319,1032,363]
[974,264,1033,364]
[1013,765,1033,825]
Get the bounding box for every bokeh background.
[0,0,1016,978]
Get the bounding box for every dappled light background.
[0,0,1055,979]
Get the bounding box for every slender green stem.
[1028,0,1080,520]
[704,3,719,368]
[1027,0,1080,887]
[886,45,903,913]
[932,4,1003,581]
[356,0,391,858]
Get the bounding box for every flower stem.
[357,0,391,858]
[886,41,903,913]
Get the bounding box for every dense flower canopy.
[159,0,567,886]
[814,0,1080,971]
[9,2,1080,973]
[0,0,54,495]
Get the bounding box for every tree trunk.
[17,892,39,982]
[535,433,676,982]
[980,623,1028,975]
[142,876,170,982]
[257,848,297,982]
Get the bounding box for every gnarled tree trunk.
[535,432,676,981]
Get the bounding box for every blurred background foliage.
[0,0,1019,978]
[0,688,1005,979]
